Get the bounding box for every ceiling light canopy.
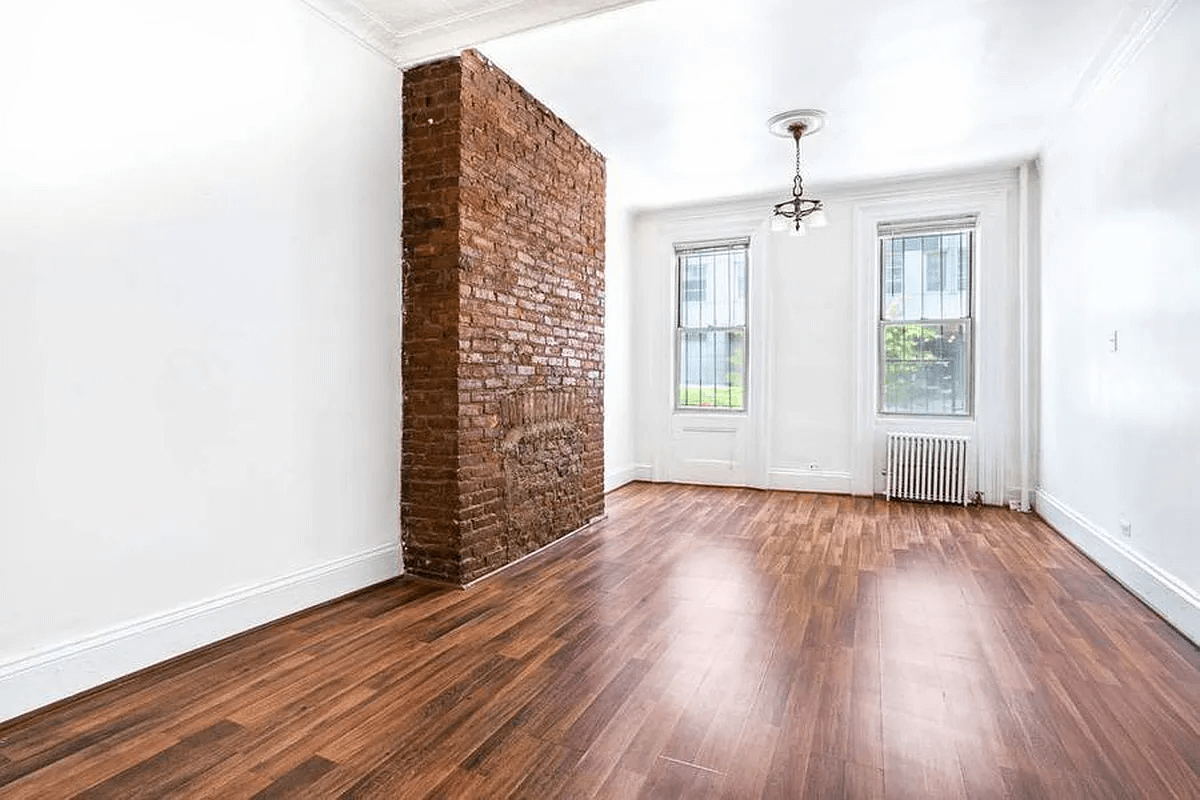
[768,109,828,236]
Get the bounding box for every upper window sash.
[878,228,974,323]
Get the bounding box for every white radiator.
[885,432,970,505]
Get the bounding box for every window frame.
[876,220,976,418]
[673,238,750,413]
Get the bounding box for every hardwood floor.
[2,483,1199,798]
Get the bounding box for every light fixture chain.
[793,132,804,200]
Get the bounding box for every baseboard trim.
[767,468,854,495]
[634,464,654,481]
[1035,489,1200,646]
[605,464,640,492]
[0,543,401,724]
[459,513,606,589]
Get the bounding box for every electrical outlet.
[1119,518,1132,538]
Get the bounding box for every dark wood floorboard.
[1,483,1198,798]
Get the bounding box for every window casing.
[878,217,975,416]
[675,239,748,411]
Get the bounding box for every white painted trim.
[299,0,657,68]
[850,202,873,496]
[297,0,661,69]
[398,0,654,66]
[605,463,641,491]
[634,463,654,481]
[1036,489,1200,647]
[296,0,401,64]
[767,469,854,495]
[634,161,1031,220]
[1016,162,1032,512]
[676,458,741,470]
[750,221,773,489]
[636,195,776,229]
[0,544,401,724]
[398,0,651,44]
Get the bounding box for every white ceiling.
[340,0,1152,209]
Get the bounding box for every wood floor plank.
[75,719,243,800]
[0,709,155,787]
[0,731,177,800]
[247,755,338,800]
[1,483,1198,798]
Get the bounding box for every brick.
[400,50,604,585]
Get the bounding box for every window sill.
[674,407,749,417]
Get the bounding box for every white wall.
[630,168,1030,504]
[603,173,637,490]
[1036,0,1200,643]
[766,203,855,487]
[0,0,403,721]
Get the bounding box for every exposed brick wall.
[401,49,605,585]
[400,57,463,583]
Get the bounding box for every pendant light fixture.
[768,109,828,236]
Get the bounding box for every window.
[878,216,974,416]
[682,260,706,303]
[676,239,748,410]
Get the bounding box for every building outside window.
[676,239,748,410]
[878,216,974,416]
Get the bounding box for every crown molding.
[393,0,652,67]
[299,0,655,69]
[1068,0,1179,111]
[632,161,1025,224]
[297,0,400,65]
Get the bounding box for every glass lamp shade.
[807,208,829,228]
[770,213,789,232]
